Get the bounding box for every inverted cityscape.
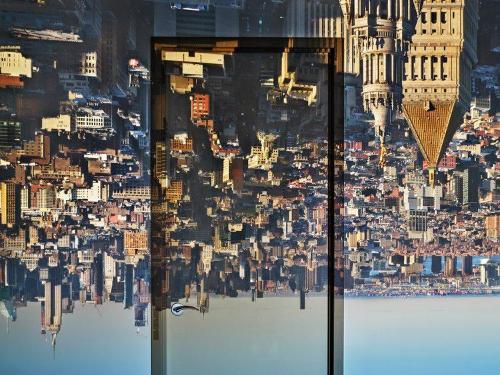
[336,0,500,298]
[0,0,498,374]
[151,45,330,314]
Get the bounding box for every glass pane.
[151,40,332,375]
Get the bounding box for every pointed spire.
[52,332,57,361]
[339,0,352,18]
[413,0,423,16]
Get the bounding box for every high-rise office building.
[407,208,432,241]
[286,0,342,38]
[453,166,480,205]
[444,256,457,277]
[0,120,21,149]
[408,209,427,232]
[431,255,442,274]
[485,214,500,241]
[44,281,62,347]
[0,181,19,228]
[124,263,134,309]
[480,261,500,286]
[241,0,284,37]
[462,255,473,276]
[153,0,241,37]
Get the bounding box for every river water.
[345,296,500,375]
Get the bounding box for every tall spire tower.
[44,281,62,349]
[343,0,416,166]
[402,0,478,185]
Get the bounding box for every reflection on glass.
[151,40,332,374]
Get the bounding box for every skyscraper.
[431,255,442,274]
[453,166,480,205]
[153,0,241,37]
[286,0,342,38]
[124,263,134,309]
[485,214,500,241]
[444,256,457,277]
[0,181,19,228]
[0,120,21,149]
[341,0,417,160]
[335,0,480,176]
[402,0,479,185]
[462,255,473,276]
[44,281,62,347]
